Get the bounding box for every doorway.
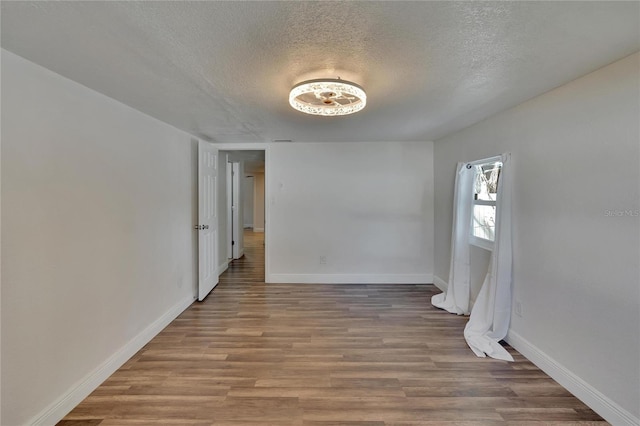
[219,149,266,279]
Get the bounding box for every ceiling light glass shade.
[289,78,366,116]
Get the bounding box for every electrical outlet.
[515,301,523,317]
[319,256,327,265]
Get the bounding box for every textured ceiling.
[2,1,639,143]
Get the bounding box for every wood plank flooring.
[60,230,606,425]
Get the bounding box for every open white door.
[197,141,219,301]
[226,160,245,260]
[243,176,255,229]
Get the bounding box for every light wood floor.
[60,230,606,425]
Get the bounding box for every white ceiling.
[2,1,638,143]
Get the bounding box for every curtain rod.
[466,153,507,168]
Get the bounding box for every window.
[470,160,502,250]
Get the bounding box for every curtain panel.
[432,162,474,315]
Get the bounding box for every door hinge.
[232,240,235,246]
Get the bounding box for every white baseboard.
[505,330,639,426]
[29,295,195,426]
[243,224,253,228]
[268,273,432,284]
[217,261,229,277]
[253,227,264,233]
[433,274,448,292]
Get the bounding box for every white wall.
[268,142,434,283]
[243,176,254,228]
[1,50,198,425]
[253,172,265,232]
[434,53,639,424]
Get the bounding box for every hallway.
[60,230,604,424]
[219,229,266,285]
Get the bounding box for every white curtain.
[432,153,514,361]
[431,162,474,315]
[464,152,513,361]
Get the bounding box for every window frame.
[468,156,502,251]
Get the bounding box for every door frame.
[214,143,270,282]
[226,157,233,260]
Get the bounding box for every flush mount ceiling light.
[289,78,366,116]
